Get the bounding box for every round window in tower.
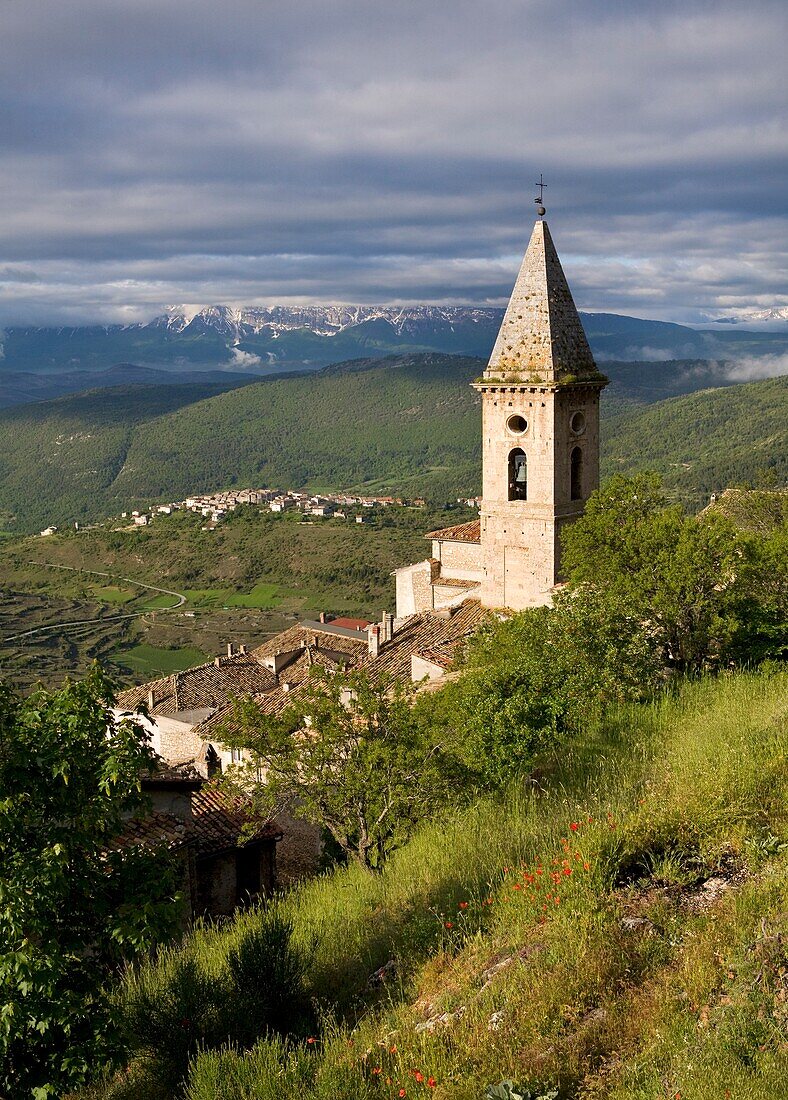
[570,411,586,435]
[507,414,528,434]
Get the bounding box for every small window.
[570,411,586,435]
[508,448,527,501]
[570,447,583,501]
[230,747,243,764]
[507,414,527,434]
[205,744,222,779]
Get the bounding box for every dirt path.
[1,563,187,642]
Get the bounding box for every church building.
[396,211,607,614]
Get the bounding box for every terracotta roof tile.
[424,519,481,543]
[191,788,281,855]
[112,812,191,852]
[117,654,278,717]
[362,600,489,681]
[252,624,368,661]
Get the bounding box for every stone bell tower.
[474,213,607,610]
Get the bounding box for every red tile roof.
[328,617,371,631]
[424,519,481,544]
[191,788,281,855]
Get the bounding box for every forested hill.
[0,354,785,532]
[603,374,788,496]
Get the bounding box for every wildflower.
[459,901,468,909]
[445,921,453,929]
[563,867,572,876]
[372,1067,382,1076]
[399,1090,407,1097]
[554,896,561,904]
[570,822,579,831]
[414,1071,424,1082]
[513,883,522,890]
[306,1037,316,1045]
[428,1078,437,1088]
[390,1045,397,1053]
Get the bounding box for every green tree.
[224,670,456,871]
[562,474,746,672]
[0,667,183,1099]
[419,585,661,788]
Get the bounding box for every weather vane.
[534,173,546,217]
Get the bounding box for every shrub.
[118,904,312,1093]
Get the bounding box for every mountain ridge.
[3,307,786,389]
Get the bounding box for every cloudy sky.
[0,0,786,325]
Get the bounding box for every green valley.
[0,354,786,534]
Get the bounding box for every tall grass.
[100,669,787,1099]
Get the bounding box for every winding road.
[2,563,187,643]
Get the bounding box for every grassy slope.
[1,355,786,532]
[103,668,788,1100]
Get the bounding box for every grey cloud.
[0,0,785,325]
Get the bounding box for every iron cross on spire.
[534,174,547,216]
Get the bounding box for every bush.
[118,904,312,1093]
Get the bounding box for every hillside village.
[112,214,613,904]
[38,486,438,537]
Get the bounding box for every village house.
[116,602,490,882]
[115,761,281,919]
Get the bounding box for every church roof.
[485,219,597,381]
[425,519,481,544]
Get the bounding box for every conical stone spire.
[485,219,596,382]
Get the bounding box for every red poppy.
[390,1045,397,1053]
[414,1071,424,1082]
[563,867,572,876]
[445,921,453,928]
[428,1078,436,1088]
[459,901,468,909]
[570,822,579,831]
[372,1067,382,1075]
[306,1037,316,1045]
[399,1090,407,1097]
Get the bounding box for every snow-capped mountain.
[708,307,788,325]
[1,306,786,404]
[155,304,501,340]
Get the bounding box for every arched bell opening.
[508,448,527,501]
[570,446,583,501]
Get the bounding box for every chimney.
[171,673,180,712]
[282,682,291,693]
[147,688,156,710]
[383,611,395,643]
[214,656,222,667]
[227,642,234,658]
[239,644,247,656]
[319,612,327,624]
[368,624,381,658]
